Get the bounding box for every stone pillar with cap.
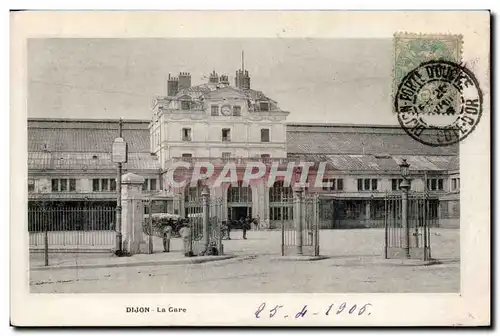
[202,187,210,253]
[121,173,148,255]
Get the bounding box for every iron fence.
[281,194,320,257]
[185,197,224,256]
[28,205,116,249]
[384,192,432,260]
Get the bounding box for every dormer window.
[233,106,241,116]
[259,101,270,112]
[181,100,191,110]
[211,105,219,116]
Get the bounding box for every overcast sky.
[28,38,396,124]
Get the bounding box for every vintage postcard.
[10,11,490,326]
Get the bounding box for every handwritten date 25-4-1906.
[255,302,372,319]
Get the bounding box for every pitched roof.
[174,84,280,111]
[177,83,274,101]
[28,125,150,153]
[28,152,160,171]
[286,124,459,156]
[28,119,159,171]
[27,119,458,173]
[287,154,455,172]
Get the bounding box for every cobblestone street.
[30,229,460,293]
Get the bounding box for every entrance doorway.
[228,206,252,222]
[226,182,253,224]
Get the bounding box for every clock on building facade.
[221,104,232,116]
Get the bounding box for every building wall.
[160,120,286,159]
[29,173,161,199]
[151,88,288,170]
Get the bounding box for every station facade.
[28,67,460,229]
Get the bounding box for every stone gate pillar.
[293,184,305,255]
[202,187,210,253]
[121,173,148,255]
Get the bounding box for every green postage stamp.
[393,33,482,147]
[393,33,463,90]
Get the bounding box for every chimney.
[167,74,179,96]
[235,51,251,90]
[208,70,219,84]
[242,70,251,90]
[178,72,191,90]
[235,69,250,90]
[219,74,229,85]
[234,70,240,88]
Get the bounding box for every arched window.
[269,181,293,202]
[227,181,252,203]
[269,181,293,221]
[184,180,203,202]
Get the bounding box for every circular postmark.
[395,60,483,147]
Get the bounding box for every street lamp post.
[148,197,153,254]
[399,158,411,259]
[112,118,128,255]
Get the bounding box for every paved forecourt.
[29,228,459,293]
[30,228,459,268]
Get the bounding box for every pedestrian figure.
[242,216,250,240]
[253,216,260,230]
[226,220,232,240]
[179,222,191,255]
[163,219,173,252]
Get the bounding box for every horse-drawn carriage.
[220,218,258,240]
[142,213,258,240]
[142,213,185,238]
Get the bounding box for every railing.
[28,205,116,250]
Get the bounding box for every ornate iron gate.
[384,192,432,260]
[281,194,320,256]
[185,197,223,256]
